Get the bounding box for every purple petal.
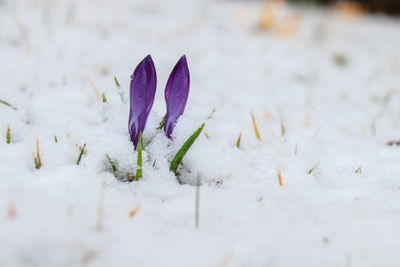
[129,55,157,149]
[163,55,190,138]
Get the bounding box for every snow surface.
[1,0,400,266]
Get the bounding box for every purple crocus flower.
[163,55,190,138]
[129,55,157,149]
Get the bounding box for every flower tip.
[144,54,153,62]
[131,55,155,80]
[179,54,187,64]
[176,55,189,79]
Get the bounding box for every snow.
[1,0,400,266]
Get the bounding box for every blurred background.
[282,0,400,15]
[1,0,400,266]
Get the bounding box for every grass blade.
[114,76,125,102]
[170,123,205,174]
[157,115,166,130]
[76,143,86,165]
[207,108,216,119]
[114,76,120,88]
[277,170,283,186]
[251,111,261,140]
[0,99,17,110]
[105,153,117,174]
[36,139,41,168]
[33,139,41,169]
[6,124,10,144]
[236,131,242,148]
[355,166,362,174]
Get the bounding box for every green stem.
[136,132,143,180]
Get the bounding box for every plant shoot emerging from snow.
[127,54,203,180]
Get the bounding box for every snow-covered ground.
[1,0,400,266]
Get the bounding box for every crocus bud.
[163,55,190,138]
[129,55,157,149]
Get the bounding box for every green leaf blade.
[6,125,10,144]
[170,123,205,174]
[114,76,120,88]
[76,143,86,165]
[105,153,117,173]
[157,115,166,130]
